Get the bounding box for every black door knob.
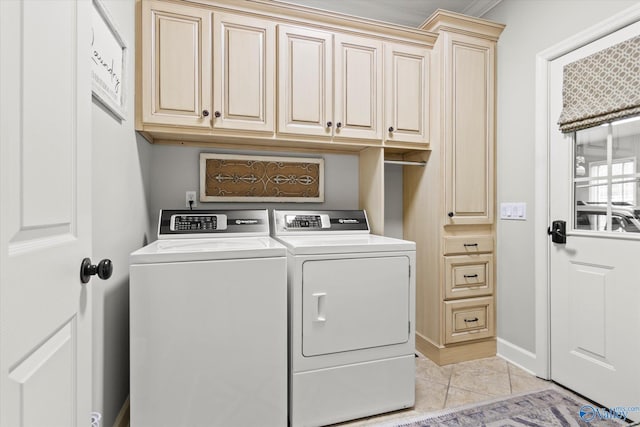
[214,111,221,118]
[547,220,567,244]
[336,122,342,128]
[202,110,210,117]
[326,121,333,128]
[388,126,395,132]
[80,258,113,284]
[448,212,454,218]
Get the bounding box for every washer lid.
[274,234,415,255]
[130,236,286,264]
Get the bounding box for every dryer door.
[302,256,410,356]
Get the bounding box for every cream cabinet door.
[334,34,383,140]
[213,13,275,133]
[141,0,212,128]
[278,25,333,137]
[385,43,429,145]
[444,33,495,224]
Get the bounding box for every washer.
[272,210,416,427]
[130,209,287,427]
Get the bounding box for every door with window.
[549,23,640,417]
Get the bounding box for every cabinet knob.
[388,126,395,132]
[214,111,221,118]
[448,212,454,218]
[336,122,342,128]
[326,121,333,128]
[202,110,209,117]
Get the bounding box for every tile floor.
[336,353,554,426]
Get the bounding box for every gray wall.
[91,1,151,425]
[483,0,637,357]
[146,145,360,237]
[384,164,404,239]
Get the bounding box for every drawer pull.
[464,274,479,278]
[463,243,478,247]
[464,317,479,323]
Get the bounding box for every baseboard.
[113,395,130,427]
[496,337,538,376]
[416,333,496,366]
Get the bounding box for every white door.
[549,22,640,419]
[0,1,93,426]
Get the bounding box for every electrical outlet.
[185,191,197,208]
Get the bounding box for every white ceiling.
[275,0,503,28]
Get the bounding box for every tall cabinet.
[404,11,504,365]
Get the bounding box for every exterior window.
[588,158,636,205]
[574,116,640,233]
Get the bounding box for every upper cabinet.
[212,13,275,133]
[136,0,437,151]
[384,43,430,145]
[141,1,211,128]
[139,1,275,133]
[333,34,383,141]
[277,25,333,138]
[277,26,383,141]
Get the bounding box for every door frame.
[533,3,640,379]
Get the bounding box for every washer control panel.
[170,214,227,232]
[158,209,268,239]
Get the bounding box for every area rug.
[387,388,633,426]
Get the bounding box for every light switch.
[500,202,526,220]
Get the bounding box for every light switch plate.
[500,202,526,220]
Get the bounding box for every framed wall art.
[91,0,127,120]
[200,153,324,202]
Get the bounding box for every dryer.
[272,210,416,427]
[130,209,287,427]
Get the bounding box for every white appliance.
[130,209,287,427]
[272,210,416,427]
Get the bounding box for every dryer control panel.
[284,214,331,230]
[158,209,269,239]
[273,210,370,234]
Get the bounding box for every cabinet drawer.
[444,297,494,344]
[443,236,493,255]
[444,254,493,299]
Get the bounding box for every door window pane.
[574,116,640,234]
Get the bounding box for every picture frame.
[91,0,127,120]
[200,153,325,203]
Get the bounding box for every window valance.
[558,35,640,133]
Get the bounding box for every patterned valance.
[558,35,640,133]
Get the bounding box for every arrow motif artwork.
[201,153,324,202]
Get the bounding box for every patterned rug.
[388,388,633,427]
